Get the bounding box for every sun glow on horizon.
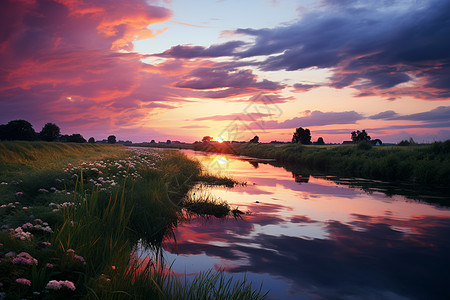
[217,136,227,143]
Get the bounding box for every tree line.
[292,127,382,145]
[0,120,117,144]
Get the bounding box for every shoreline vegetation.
[0,141,266,299]
[167,141,450,186]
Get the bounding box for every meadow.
[0,141,266,299]
[192,141,450,186]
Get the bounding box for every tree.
[60,134,86,143]
[351,130,371,143]
[88,137,95,143]
[150,139,156,144]
[0,120,36,141]
[107,135,116,144]
[316,137,325,145]
[39,123,60,141]
[292,127,311,144]
[166,140,171,144]
[202,136,213,143]
[249,136,259,143]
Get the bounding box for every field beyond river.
[0,141,266,299]
[188,141,450,186]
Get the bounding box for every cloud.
[180,125,210,129]
[249,110,364,129]
[155,41,247,58]
[369,110,399,120]
[0,0,176,135]
[192,112,274,122]
[229,0,450,100]
[293,83,322,92]
[369,106,450,123]
[175,67,284,91]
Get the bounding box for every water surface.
[145,150,450,299]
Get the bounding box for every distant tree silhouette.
[107,135,116,144]
[351,130,371,143]
[292,127,311,144]
[316,137,325,145]
[39,123,60,141]
[0,120,36,141]
[0,124,7,140]
[398,138,416,146]
[60,134,86,143]
[88,137,95,143]
[202,136,213,143]
[150,139,156,144]
[249,136,259,143]
[370,139,382,145]
[166,140,171,144]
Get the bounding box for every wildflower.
[12,227,32,240]
[13,252,38,265]
[15,192,23,196]
[46,280,76,291]
[45,280,61,290]
[1,182,8,185]
[16,278,31,286]
[22,222,33,229]
[74,254,87,265]
[38,188,49,193]
[34,219,43,223]
[46,263,53,268]
[5,251,16,258]
[67,249,75,253]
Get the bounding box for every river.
[141,150,450,299]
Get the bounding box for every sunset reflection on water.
[146,151,450,299]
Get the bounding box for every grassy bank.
[193,141,450,185]
[0,142,266,299]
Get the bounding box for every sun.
[217,136,227,143]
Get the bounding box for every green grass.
[193,141,450,185]
[182,187,232,218]
[0,142,267,299]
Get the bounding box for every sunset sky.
[1,0,449,143]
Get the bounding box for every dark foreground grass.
[0,142,266,299]
[193,141,450,186]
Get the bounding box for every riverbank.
[191,141,450,186]
[0,142,266,299]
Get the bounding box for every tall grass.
[0,142,267,299]
[0,141,126,180]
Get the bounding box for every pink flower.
[66,249,75,253]
[63,280,76,291]
[13,252,38,265]
[46,263,54,268]
[22,222,33,229]
[45,280,76,291]
[45,280,61,290]
[74,254,86,265]
[16,278,31,286]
